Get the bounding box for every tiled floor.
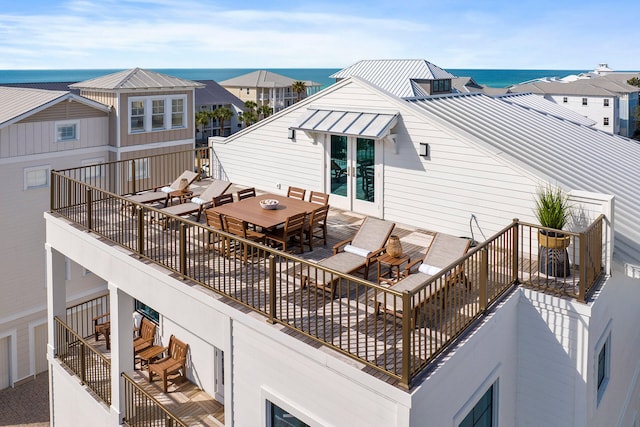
[0,372,49,427]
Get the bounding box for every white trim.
[55,119,80,142]
[116,138,194,153]
[128,94,188,134]
[595,319,613,407]
[28,318,47,378]
[23,164,51,190]
[0,146,110,166]
[261,386,327,427]
[453,363,501,427]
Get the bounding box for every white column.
[108,283,134,424]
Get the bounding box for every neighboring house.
[496,92,598,127]
[509,71,640,137]
[45,71,640,426]
[194,79,245,140]
[220,70,321,112]
[0,87,111,389]
[0,68,203,390]
[330,59,457,97]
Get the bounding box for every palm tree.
[292,81,307,102]
[195,111,210,142]
[241,101,258,127]
[210,107,234,137]
[258,105,273,120]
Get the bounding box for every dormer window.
[431,79,451,94]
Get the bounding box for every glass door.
[328,135,380,216]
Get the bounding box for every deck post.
[267,255,277,324]
[400,291,412,390]
[136,207,144,258]
[480,248,488,313]
[86,188,93,230]
[578,232,587,303]
[512,219,519,283]
[131,160,136,194]
[179,223,187,278]
[80,343,86,385]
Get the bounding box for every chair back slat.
[287,186,306,200]
[284,212,307,233]
[205,209,225,231]
[224,216,248,238]
[309,191,329,205]
[140,318,156,341]
[237,187,256,200]
[213,193,234,207]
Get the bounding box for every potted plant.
[534,185,572,276]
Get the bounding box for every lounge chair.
[159,179,231,222]
[124,170,198,207]
[375,233,471,326]
[148,334,189,393]
[302,216,395,298]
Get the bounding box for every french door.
[327,135,380,216]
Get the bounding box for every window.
[128,158,150,181]
[267,401,310,427]
[152,99,165,130]
[246,88,250,94]
[596,331,611,404]
[24,165,50,190]
[582,98,588,106]
[459,384,494,427]
[172,98,185,128]
[604,117,610,126]
[135,300,159,323]
[563,97,568,103]
[56,121,78,142]
[130,100,145,132]
[604,98,610,107]
[432,79,451,94]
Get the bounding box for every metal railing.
[54,316,111,405]
[122,372,187,427]
[50,151,606,389]
[66,293,110,340]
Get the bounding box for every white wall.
[545,94,619,134]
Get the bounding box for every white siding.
[34,323,48,374]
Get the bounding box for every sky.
[0,0,638,70]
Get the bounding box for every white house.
[44,72,640,426]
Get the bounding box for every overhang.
[291,108,398,139]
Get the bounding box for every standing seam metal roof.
[0,87,68,127]
[407,93,640,261]
[496,93,597,127]
[69,68,204,90]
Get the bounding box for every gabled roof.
[330,59,456,98]
[406,92,640,261]
[70,68,204,90]
[195,80,245,109]
[0,86,110,128]
[219,70,320,89]
[496,92,597,127]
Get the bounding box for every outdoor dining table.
[210,193,317,230]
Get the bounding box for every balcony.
[56,295,224,426]
[50,149,606,390]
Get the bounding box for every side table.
[136,345,166,372]
[377,253,411,285]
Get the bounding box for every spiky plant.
[534,185,572,230]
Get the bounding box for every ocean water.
[0,67,590,89]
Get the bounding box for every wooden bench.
[148,335,189,393]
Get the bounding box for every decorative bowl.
[259,199,279,210]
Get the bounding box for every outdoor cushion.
[191,197,206,205]
[343,244,370,258]
[418,263,441,276]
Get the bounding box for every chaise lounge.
[159,179,232,222]
[124,170,198,207]
[302,216,395,298]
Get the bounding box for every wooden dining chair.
[237,187,256,201]
[287,186,306,201]
[213,193,234,207]
[205,209,226,254]
[308,191,329,205]
[304,204,329,250]
[224,215,265,262]
[265,211,307,254]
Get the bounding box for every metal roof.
[219,70,321,89]
[194,80,245,108]
[407,93,640,261]
[330,59,456,98]
[0,87,67,127]
[291,108,398,139]
[496,93,597,127]
[70,68,204,90]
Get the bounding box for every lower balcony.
[56,296,225,426]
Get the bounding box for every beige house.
[0,68,202,390]
[220,70,321,113]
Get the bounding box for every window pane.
[172,98,184,128]
[57,124,76,141]
[269,402,309,427]
[26,168,48,189]
[459,385,493,427]
[598,342,606,388]
[131,100,145,131]
[152,100,165,130]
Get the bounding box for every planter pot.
[538,230,571,277]
[386,235,403,258]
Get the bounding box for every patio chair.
[133,318,157,355]
[308,191,329,205]
[287,186,306,200]
[159,179,231,222]
[148,334,189,393]
[224,215,266,262]
[304,204,329,250]
[93,312,111,349]
[123,170,199,209]
[213,193,234,207]
[302,216,395,298]
[265,211,306,253]
[375,233,471,326]
[331,160,346,180]
[237,187,256,201]
[205,209,226,254]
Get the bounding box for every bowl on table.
[259,199,280,210]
